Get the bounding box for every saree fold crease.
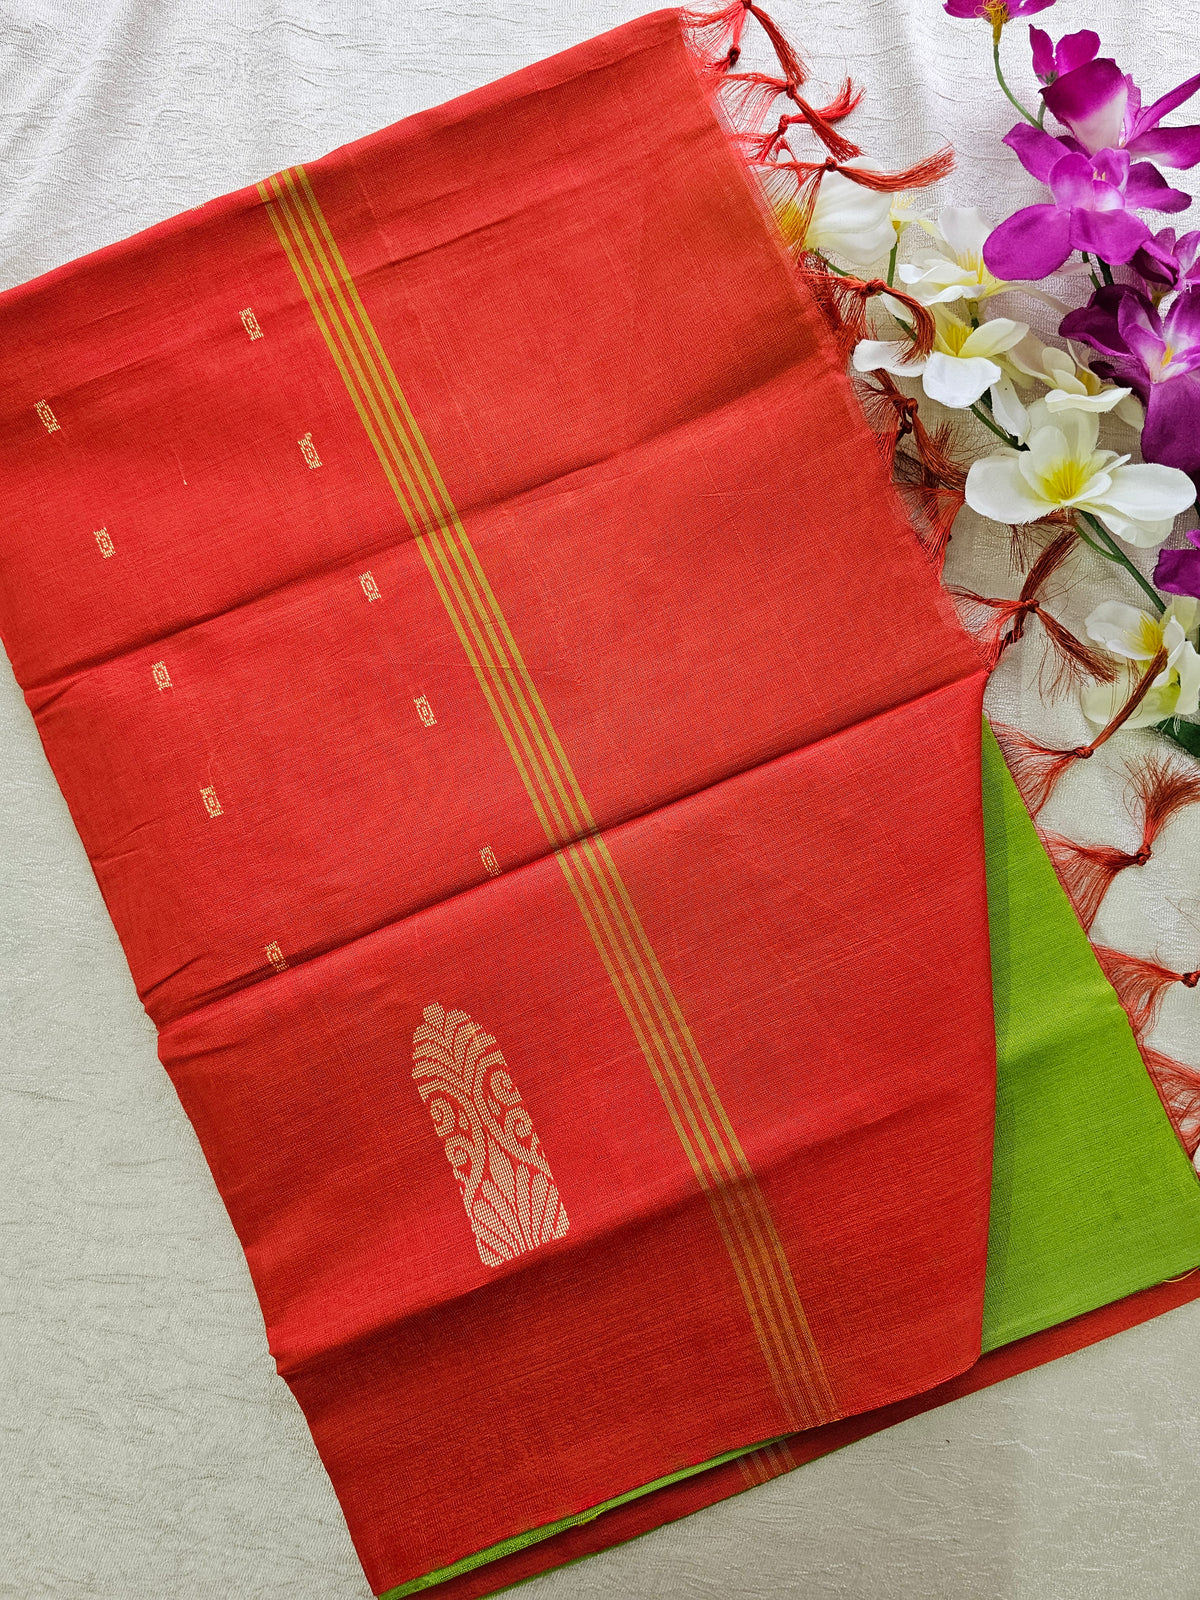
[2,8,1196,1597]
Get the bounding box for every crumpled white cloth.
[2,2,1199,1596]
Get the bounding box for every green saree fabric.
[980,723,1200,1350]
[413,727,1200,1599]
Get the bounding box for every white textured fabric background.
[2,2,1199,1596]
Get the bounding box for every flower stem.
[1076,509,1165,613]
[886,239,898,288]
[817,253,852,278]
[1097,256,1115,287]
[1080,251,1103,291]
[1036,99,1047,128]
[992,35,1040,127]
[970,402,1019,445]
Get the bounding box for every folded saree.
[1,8,1198,1596]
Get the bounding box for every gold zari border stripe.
[257,165,837,1431]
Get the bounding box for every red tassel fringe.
[1039,753,1200,931]
[683,0,953,279]
[1139,1045,1200,1159]
[951,531,1117,696]
[1133,750,1200,849]
[1041,836,1145,932]
[991,645,1169,815]
[1093,945,1200,1040]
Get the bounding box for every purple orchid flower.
[1132,228,1200,294]
[1029,27,1099,87]
[1155,527,1200,600]
[944,0,1055,22]
[1061,284,1200,475]
[1042,58,1200,170]
[983,125,1191,280]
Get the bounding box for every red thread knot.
[823,156,839,171]
[727,45,740,65]
[1073,746,1094,759]
[1133,846,1152,866]
[858,278,889,297]
[1183,970,1199,988]
[895,395,920,437]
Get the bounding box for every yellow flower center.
[1040,457,1091,502]
[937,320,973,356]
[1136,613,1166,654]
[982,0,1009,40]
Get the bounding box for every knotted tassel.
[854,369,968,483]
[742,0,810,87]
[893,438,968,571]
[1139,1045,1200,1160]
[991,645,1169,816]
[682,1,755,76]
[725,74,865,161]
[1008,513,1074,575]
[797,267,936,362]
[1041,754,1200,930]
[951,532,1116,694]
[1042,836,1149,931]
[775,150,956,193]
[1093,945,1200,1040]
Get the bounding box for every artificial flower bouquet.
[861,0,1200,766]
[691,0,1200,1162]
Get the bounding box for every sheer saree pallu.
[0,8,1141,1597]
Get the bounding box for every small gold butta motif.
[200,786,223,818]
[36,401,60,433]
[264,941,288,972]
[239,307,264,341]
[479,845,501,876]
[94,527,114,559]
[413,695,437,727]
[359,570,381,602]
[151,661,173,692]
[297,432,322,469]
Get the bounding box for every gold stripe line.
[560,839,811,1418]
[262,177,574,845]
[552,847,797,1414]
[262,165,836,1427]
[284,169,596,843]
[571,831,829,1412]
[271,168,821,1417]
[282,169,588,848]
[593,829,832,1409]
[275,164,828,1426]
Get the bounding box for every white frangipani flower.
[965,401,1196,547]
[896,205,1010,306]
[1081,597,1200,728]
[853,306,1029,409]
[778,166,894,265]
[988,373,1031,441]
[888,192,922,231]
[1006,334,1142,426]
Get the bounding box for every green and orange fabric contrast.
[0,10,1197,1599]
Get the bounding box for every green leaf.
[1155,717,1200,760]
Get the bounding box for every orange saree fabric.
[0,10,996,1594]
